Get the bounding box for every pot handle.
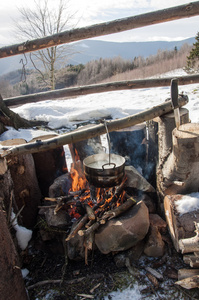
[102,162,116,170]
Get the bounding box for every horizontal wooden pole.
[0,2,199,58]
[0,94,188,157]
[4,74,199,107]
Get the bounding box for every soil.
[21,233,199,300]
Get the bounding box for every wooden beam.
[0,94,188,157]
[4,75,198,107]
[1,2,199,58]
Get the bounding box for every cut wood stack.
[175,222,199,289]
[164,194,199,289]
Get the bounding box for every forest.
[0,43,192,99]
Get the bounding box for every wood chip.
[145,266,163,281]
[77,294,94,299]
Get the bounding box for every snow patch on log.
[175,193,199,216]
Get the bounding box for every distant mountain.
[0,37,195,76]
[71,37,195,64]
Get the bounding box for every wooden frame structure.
[0,2,199,155]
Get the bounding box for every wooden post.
[158,108,189,166]
[0,139,42,228]
[164,195,199,252]
[157,123,199,202]
[0,158,28,300]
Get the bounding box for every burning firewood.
[100,197,136,221]
[65,214,88,241]
[78,197,137,237]
[84,204,95,221]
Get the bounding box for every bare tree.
[14,0,76,90]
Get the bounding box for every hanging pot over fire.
[83,121,125,188]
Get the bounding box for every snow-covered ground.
[1,69,199,299]
[1,69,199,138]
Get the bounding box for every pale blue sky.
[0,0,198,45]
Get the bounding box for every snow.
[175,192,199,215]
[104,283,146,300]
[21,268,29,278]
[10,211,32,250]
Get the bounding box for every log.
[158,107,189,166]
[0,139,42,228]
[1,2,199,58]
[175,275,199,289]
[158,123,199,198]
[183,254,196,265]
[0,95,189,157]
[0,208,28,300]
[4,76,197,107]
[101,197,137,220]
[85,204,95,221]
[179,223,199,254]
[0,94,31,135]
[164,195,199,252]
[178,269,199,281]
[0,160,28,300]
[65,214,88,241]
[145,119,158,187]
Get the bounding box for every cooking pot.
[83,152,125,188]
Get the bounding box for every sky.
[0,0,199,45]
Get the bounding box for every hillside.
[71,37,195,64]
[0,37,194,76]
[0,40,193,98]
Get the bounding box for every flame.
[68,148,126,219]
[69,159,88,192]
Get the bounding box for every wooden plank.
[175,275,199,289]
[0,2,199,58]
[178,269,199,281]
[4,75,198,107]
[0,95,188,157]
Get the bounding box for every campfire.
[43,151,145,262]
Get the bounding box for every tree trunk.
[158,123,199,199]
[0,158,28,300]
[0,94,46,135]
[164,194,199,252]
[0,139,42,229]
[158,107,189,166]
[0,94,32,135]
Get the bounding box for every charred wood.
[65,214,88,241]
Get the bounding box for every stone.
[142,194,156,213]
[125,165,155,193]
[95,201,149,254]
[149,214,167,234]
[144,226,165,257]
[43,207,70,228]
[49,173,72,198]
[67,228,85,261]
